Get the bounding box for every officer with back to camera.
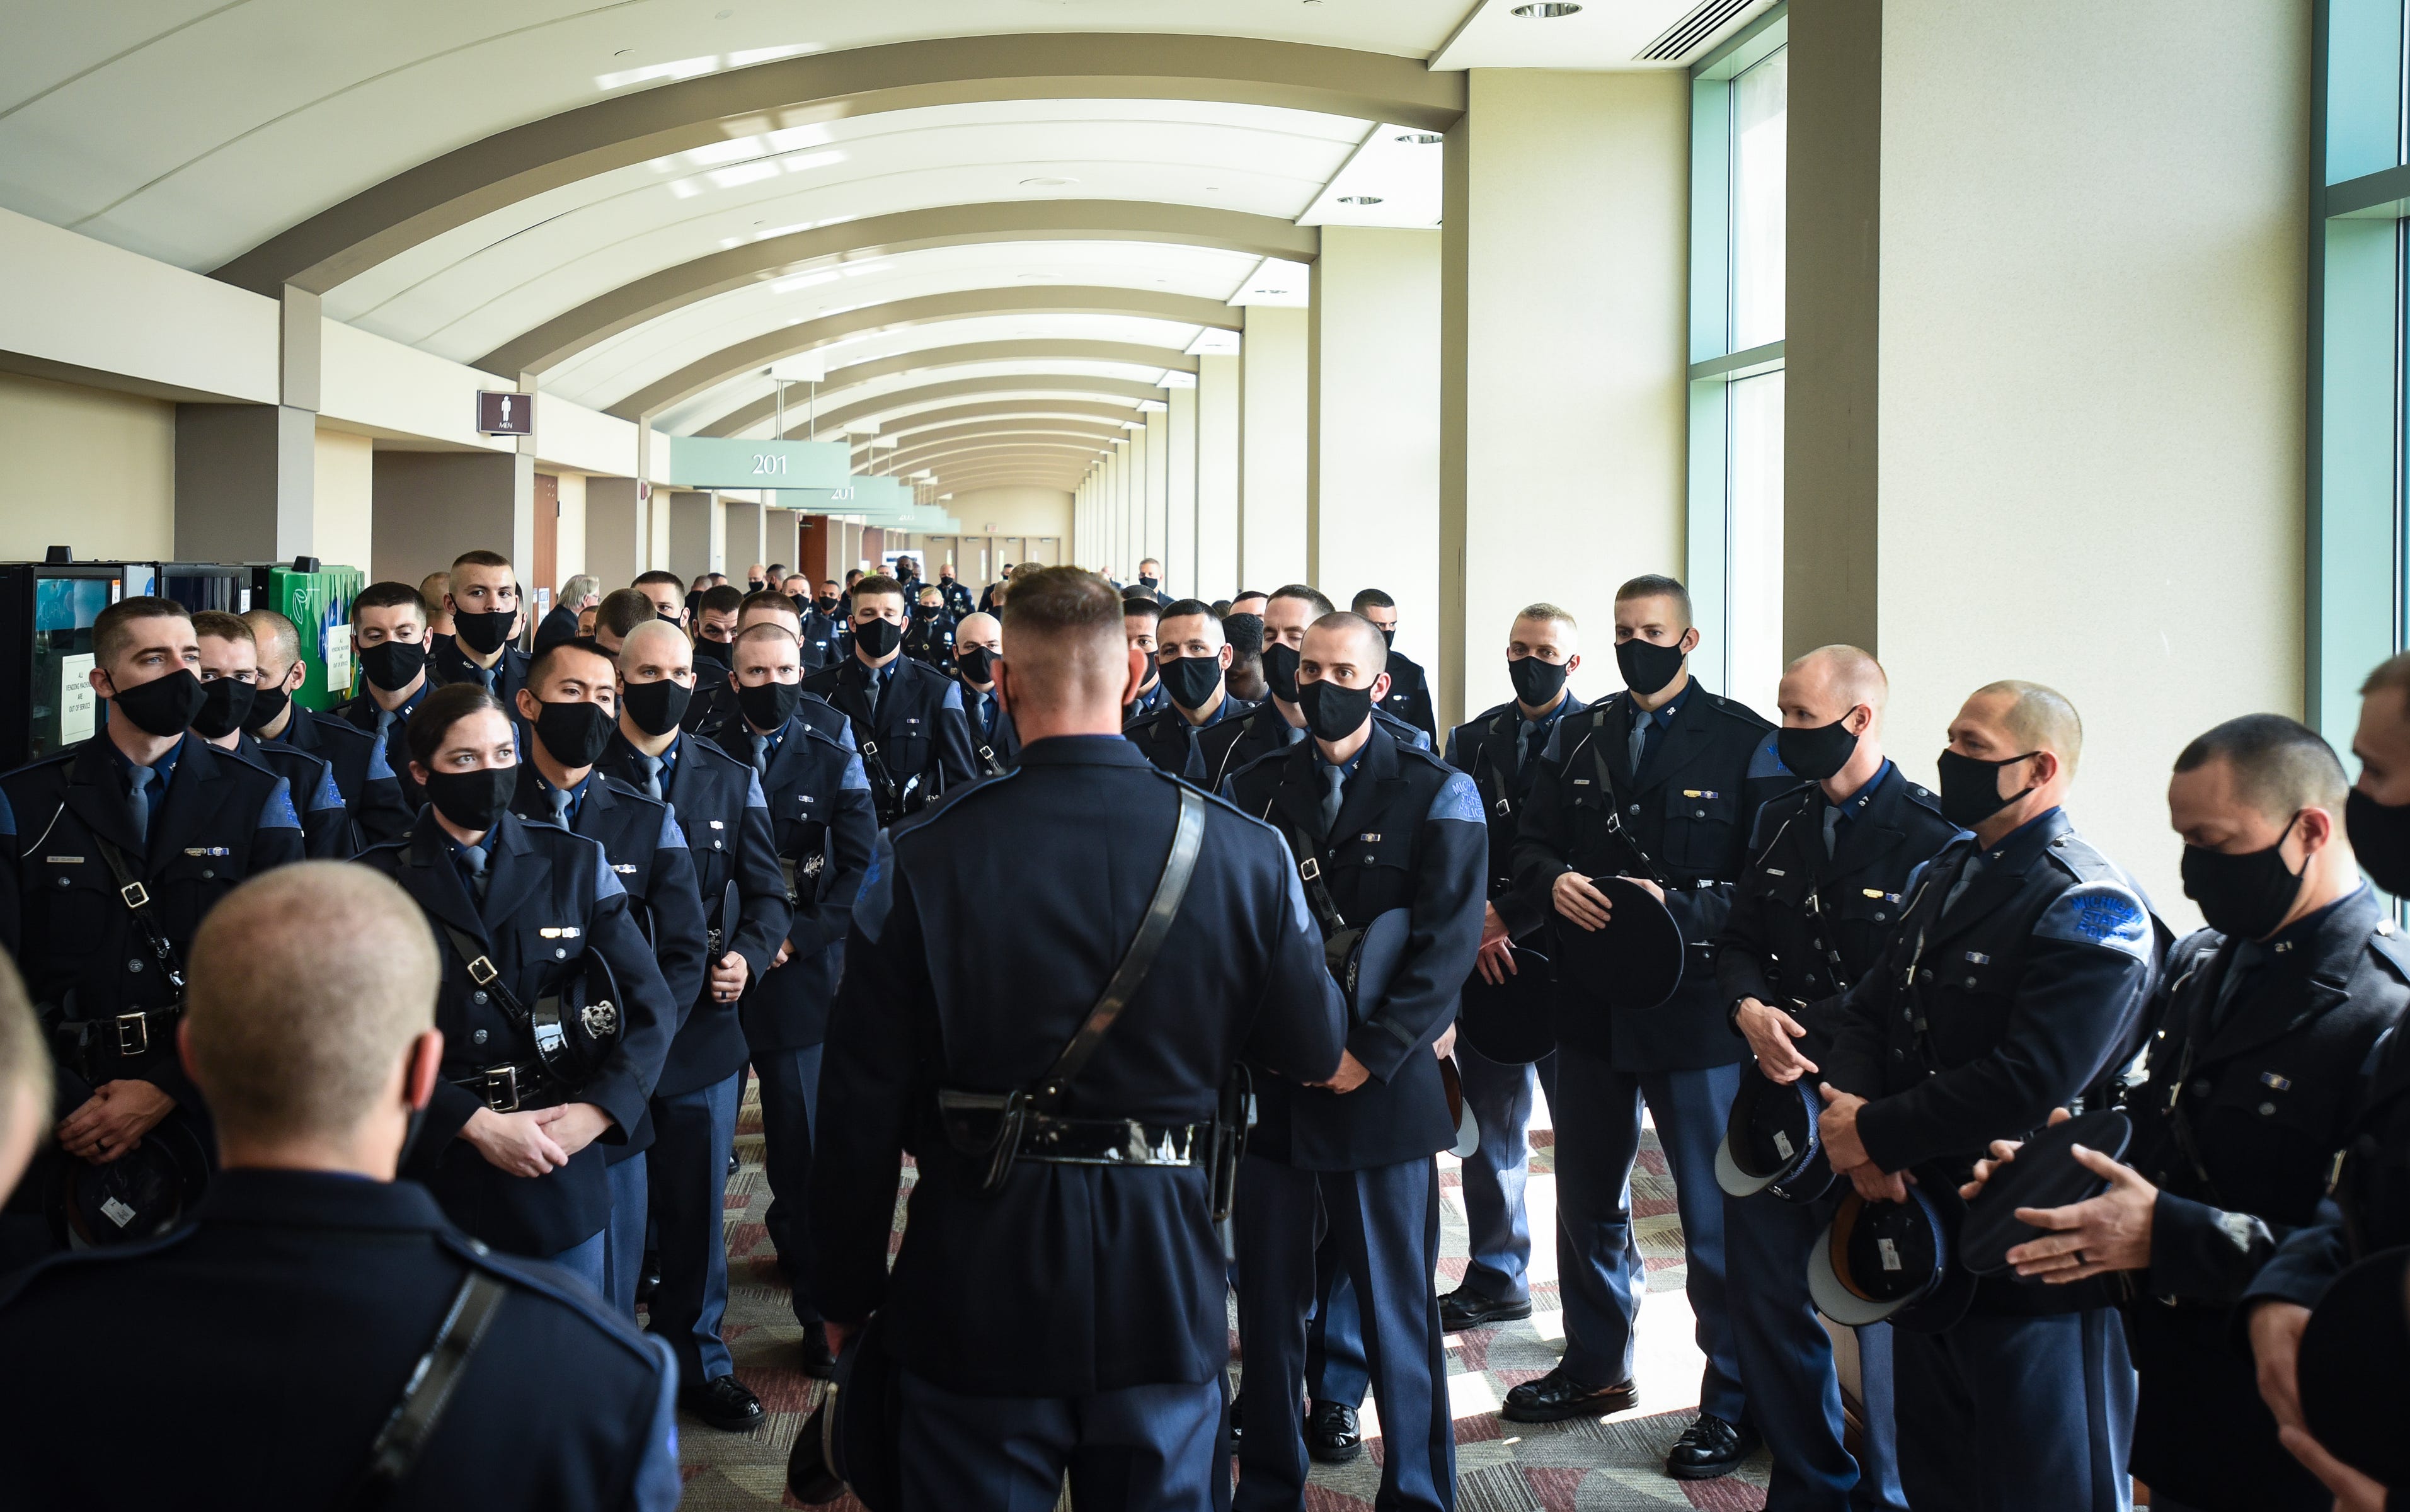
[241,606,413,847]
[1221,609,1487,1512]
[1438,603,1590,1334]
[951,611,1018,776]
[1814,680,2160,1512]
[502,641,709,1314]
[1955,713,2403,1512]
[2244,654,2410,1511]
[597,619,797,1422]
[1198,587,1430,796]
[721,621,878,1384]
[808,568,1347,1511]
[1351,590,1438,748]
[1505,574,1791,1481]
[0,596,305,1265]
[0,861,682,1510]
[430,550,531,704]
[1713,645,1956,1512]
[333,581,439,813]
[1127,599,1256,785]
[802,573,978,825]
[190,610,353,859]
[355,683,677,1292]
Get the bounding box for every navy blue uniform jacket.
[1512,684,1794,1070]
[360,810,677,1257]
[1196,701,1430,798]
[716,713,876,1051]
[0,1169,679,1511]
[956,682,1019,774]
[1125,691,1258,786]
[1444,693,1592,941]
[333,679,431,817]
[809,736,1348,1398]
[1222,719,1488,1171]
[234,730,352,858]
[1379,648,1440,748]
[801,653,979,822]
[430,636,531,706]
[273,704,412,847]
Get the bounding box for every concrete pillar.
[724,497,764,578]
[310,428,374,573]
[369,451,522,586]
[1197,354,1241,595]
[1440,71,1688,731]
[585,479,646,588]
[1239,306,1308,592]
[668,490,713,582]
[1310,226,1442,668]
[1145,406,1170,578]
[175,287,321,564]
[1167,387,1199,599]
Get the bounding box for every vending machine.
[0,554,161,770]
[260,559,365,709]
[155,562,252,614]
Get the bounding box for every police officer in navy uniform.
[0,597,305,1260]
[429,550,532,706]
[1438,603,1588,1332]
[1126,599,1255,785]
[1505,574,1791,1480]
[1198,586,1431,794]
[951,611,1018,775]
[1954,714,2403,1512]
[357,683,676,1291]
[682,592,849,748]
[904,583,958,667]
[689,583,745,689]
[1221,609,1487,1512]
[1352,590,1438,748]
[936,561,976,620]
[1816,679,2160,1512]
[0,861,682,1510]
[1715,646,1956,1512]
[718,621,877,1382]
[791,576,846,670]
[810,567,1346,1511]
[597,619,796,1426]
[333,581,439,816]
[504,641,710,1314]
[801,573,978,825]
[241,606,413,848]
[1123,593,1173,722]
[187,609,353,859]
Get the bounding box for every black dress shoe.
[1500,1366,1639,1424]
[727,1150,740,1176]
[1305,1399,1362,1465]
[1438,1286,1534,1332]
[1665,1411,1759,1480]
[796,1328,837,1379]
[1225,1390,1242,1446]
[682,1373,765,1431]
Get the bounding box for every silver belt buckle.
[1299,857,1321,883]
[115,1012,149,1057]
[481,1065,522,1113]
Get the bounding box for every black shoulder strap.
[437,925,531,1026]
[1033,785,1206,1108]
[1265,803,1351,939]
[90,837,187,997]
[341,1271,509,1510]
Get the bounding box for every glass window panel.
[1727,370,1787,718]
[1731,47,1789,352]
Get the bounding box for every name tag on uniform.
[798,794,816,806]
[1360,833,1382,843]
[1864,888,1895,900]
[184,846,231,857]
[1573,778,1592,787]
[2261,1072,2293,1091]
[1964,951,1990,965]
[1765,868,1787,877]
[539,926,582,939]
[708,820,725,830]
[613,864,637,875]
[45,856,83,864]
[1682,789,1720,800]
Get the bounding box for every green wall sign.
[667,436,851,490]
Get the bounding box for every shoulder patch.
[1427,769,1485,825]
[743,768,769,811]
[1746,736,1791,782]
[258,779,302,831]
[2035,880,2151,960]
[657,804,688,850]
[0,784,13,838]
[311,765,345,811]
[580,834,626,900]
[841,751,870,793]
[2368,925,2410,985]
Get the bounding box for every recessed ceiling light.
[1338,195,1384,205]
[1511,1,1581,14]
[1396,132,1443,146]
[1019,176,1077,188]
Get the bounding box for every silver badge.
[581,997,619,1041]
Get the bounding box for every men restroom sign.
[475,391,534,435]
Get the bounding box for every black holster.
[934,1088,1033,1193]
[1208,1065,1254,1261]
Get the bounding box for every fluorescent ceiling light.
[1512,2,1582,14]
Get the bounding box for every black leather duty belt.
[449,1062,563,1114]
[1017,1116,1208,1167]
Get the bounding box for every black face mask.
[1615,636,1687,697]
[1139,576,1159,590]
[1376,626,1396,650]
[621,677,692,737]
[452,607,516,656]
[1935,748,2040,828]
[241,679,290,734]
[2181,815,2305,941]
[747,580,764,592]
[2347,788,2410,895]
[106,668,206,738]
[854,617,903,658]
[957,647,996,686]
[423,765,515,832]
[815,595,839,614]
[1297,678,1374,742]
[533,699,614,769]
[190,677,256,740]
[1263,643,1302,702]
[1508,655,1568,708]
[1778,716,1862,783]
[693,637,731,668]
[913,604,939,621]
[738,679,801,731]
[1158,655,1224,711]
[360,639,427,692]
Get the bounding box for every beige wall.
[1443,70,1690,728]
[951,484,1074,541]
[369,450,519,587]
[1196,355,1241,595]
[1166,386,1200,600]
[0,372,176,562]
[311,428,374,573]
[1239,305,1309,592]
[1874,0,2308,922]
[1311,226,1443,676]
[554,471,588,583]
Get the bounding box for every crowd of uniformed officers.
[0,547,2403,1512]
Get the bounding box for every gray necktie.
[1319,762,1346,839]
[864,667,882,721]
[125,764,155,850]
[1628,708,1651,772]
[751,733,772,774]
[634,753,663,801]
[2210,941,2266,1032]
[1823,805,1842,857]
[459,843,490,905]
[1944,852,1984,915]
[374,706,398,752]
[1519,719,1547,775]
[547,784,573,827]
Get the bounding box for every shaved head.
[1968,680,2084,776]
[1311,610,1388,675]
[619,619,690,667]
[956,610,1001,650]
[1787,645,1888,719]
[184,863,438,1146]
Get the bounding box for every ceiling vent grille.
[1637,0,1757,62]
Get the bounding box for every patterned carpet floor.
[670,1082,1773,1509]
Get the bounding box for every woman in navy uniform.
[357,683,675,1290]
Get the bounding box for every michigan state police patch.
[2036,881,2151,959]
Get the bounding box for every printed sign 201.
[752,454,789,476]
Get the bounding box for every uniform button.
[200,869,214,879]
[54,876,69,888]
[1694,809,1706,818]
[554,947,566,959]
[473,990,489,1006]
[1629,805,1640,816]
[473,1029,488,1045]
[1902,1010,1914,1022]
[127,958,143,973]
[1892,1048,1906,1061]
[2192,1080,2212,1097]
[2258,1102,2276,1116]
[1963,976,1977,988]
[1875,912,1888,922]
[469,1239,489,1256]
